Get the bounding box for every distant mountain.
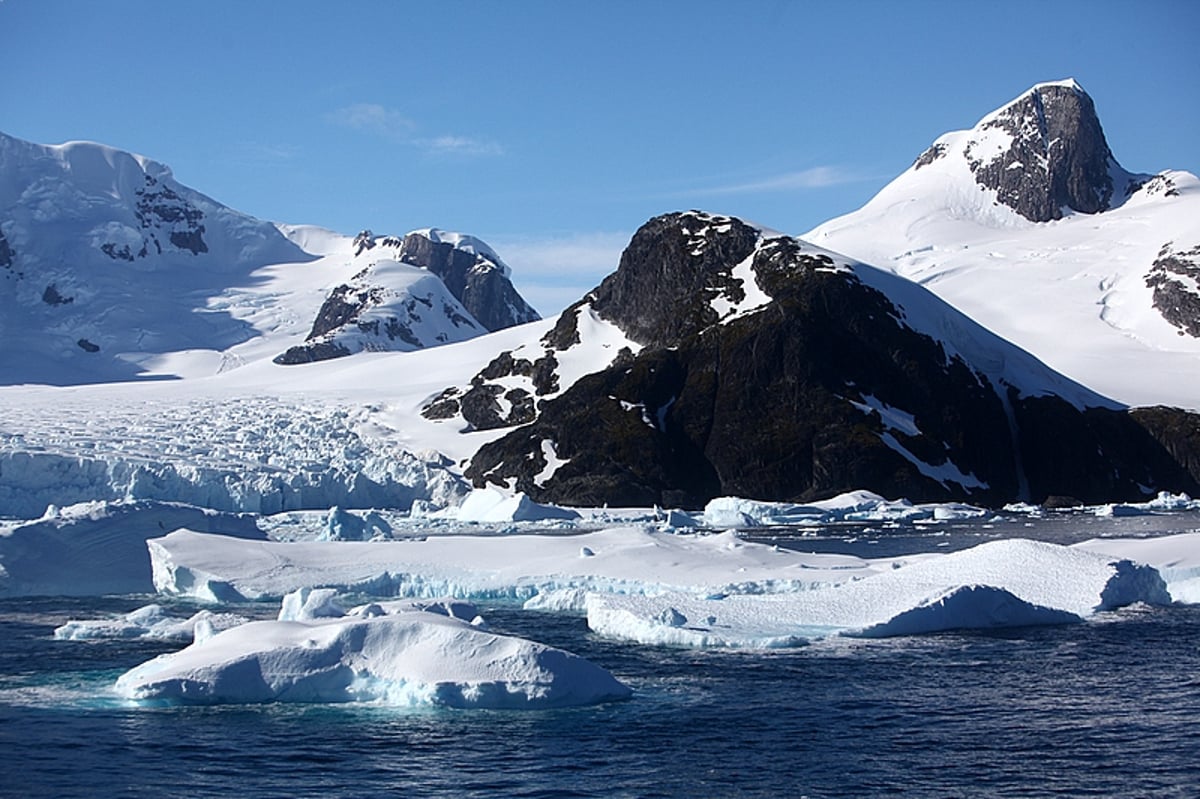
[424,211,1200,507]
[274,229,539,365]
[805,79,1200,410]
[0,132,539,383]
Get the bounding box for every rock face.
[275,230,538,365]
[395,230,539,332]
[964,80,1136,222]
[463,212,1200,508]
[1146,243,1200,338]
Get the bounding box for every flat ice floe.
[115,594,630,709]
[587,539,1169,647]
[144,525,1187,648]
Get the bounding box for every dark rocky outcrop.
[396,232,539,332]
[463,212,1200,508]
[1146,243,1200,338]
[965,82,1135,222]
[42,284,73,306]
[0,229,12,269]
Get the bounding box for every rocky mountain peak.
[587,211,762,347]
[394,229,540,332]
[960,79,1134,221]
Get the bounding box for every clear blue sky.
[3,0,1198,313]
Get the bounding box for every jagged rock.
[965,81,1133,222]
[396,231,539,332]
[42,284,73,306]
[0,229,12,269]
[1146,243,1200,337]
[465,212,1200,508]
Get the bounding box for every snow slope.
[806,81,1200,410]
[0,132,538,384]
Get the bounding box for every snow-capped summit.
[0,130,315,384]
[806,81,1200,410]
[274,228,540,365]
[919,78,1145,223]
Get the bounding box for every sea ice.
[115,598,630,708]
[0,500,264,597]
[584,538,1171,647]
[54,604,249,643]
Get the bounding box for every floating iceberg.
[585,538,1170,647]
[702,491,987,528]
[54,603,249,642]
[147,526,883,603]
[115,597,630,709]
[0,500,264,597]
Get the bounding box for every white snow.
[115,595,630,708]
[805,85,1200,410]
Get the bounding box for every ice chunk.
[115,605,630,709]
[454,488,581,523]
[54,604,248,642]
[1074,532,1200,604]
[850,585,1082,638]
[278,587,345,621]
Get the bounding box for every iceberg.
[585,538,1170,647]
[115,598,630,709]
[0,500,264,597]
[54,603,249,642]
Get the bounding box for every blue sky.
[4,0,1198,313]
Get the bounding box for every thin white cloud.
[229,141,300,164]
[686,166,876,196]
[489,231,630,316]
[328,103,502,158]
[329,103,416,138]
[420,135,505,158]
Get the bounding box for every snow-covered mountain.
[0,132,538,384]
[428,211,1200,507]
[805,79,1200,410]
[274,229,539,365]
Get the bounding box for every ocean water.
[2,519,1199,798]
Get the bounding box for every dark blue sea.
[2,515,1199,799]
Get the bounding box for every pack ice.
[115,591,631,709]
[145,524,1185,648]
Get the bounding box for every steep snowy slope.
[0,131,314,383]
[0,133,539,384]
[805,80,1200,410]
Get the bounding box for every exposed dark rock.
[1130,406,1200,487]
[464,212,1200,508]
[914,142,947,169]
[273,340,352,365]
[965,83,1129,222]
[134,174,208,255]
[1146,243,1200,337]
[353,230,376,256]
[0,229,12,269]
[169,228,208,255]
[397,232,539,332]
[588,212,760,347]
[42,284,73,306]
[101,242,135,261]
[76,338,100,353]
